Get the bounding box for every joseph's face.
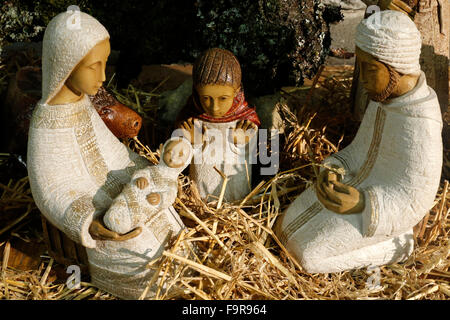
[355,47,390,97]
[67,39,111,96]
[196,84,238,118]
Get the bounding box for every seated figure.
[176,48,261,202]
[275,10,443,273]
[27,11,189,299]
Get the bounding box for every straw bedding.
[0,65,448,300]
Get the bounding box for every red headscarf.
[175,90,260,127]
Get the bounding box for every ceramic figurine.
[104,138,192,235]
[89,86,142,140]
[275,11,443,273]
[27,11,188,299]
[176,48,260,202]
[3,66,142,157]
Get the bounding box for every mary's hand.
[89,217,142,241]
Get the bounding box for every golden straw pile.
[0,66,448,300]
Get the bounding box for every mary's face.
[67,39,111,96]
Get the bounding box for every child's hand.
[146,192,161,205]
[232,120,257,145]
[135,177,149,189]
[179,117,207,145]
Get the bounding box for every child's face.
[196,84,238,118]
[163,139,191,168]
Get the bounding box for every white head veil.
[41,10,110,104]
[355,10,422,76]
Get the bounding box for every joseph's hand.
[89,217,142,241]
[315,169,365,214]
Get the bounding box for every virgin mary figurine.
[27,10,189,299]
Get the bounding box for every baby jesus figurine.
[176,48,260,202]
[103,137,192,237]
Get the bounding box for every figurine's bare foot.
[146,192,161,205]
[232,120,257,145]
[179,117,207,145]
[89,217,142,241]
[315,170,364,214]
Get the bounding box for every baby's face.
[163,140,191,168]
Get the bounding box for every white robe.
[190,120,256,202]
[276,72,442,273]
[103,158,185,235]
[28,95,184,299]
[28,11,189,299]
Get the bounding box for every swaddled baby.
[103,137,192,235]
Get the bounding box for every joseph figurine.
[275,10,442,273]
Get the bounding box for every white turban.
[355,10,422,76]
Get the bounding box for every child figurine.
[104,137,192,236]
[176,48,260,202]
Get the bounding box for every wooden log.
[40,216,89,274]
[0,237,45,271]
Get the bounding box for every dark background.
[0,0,342,95]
